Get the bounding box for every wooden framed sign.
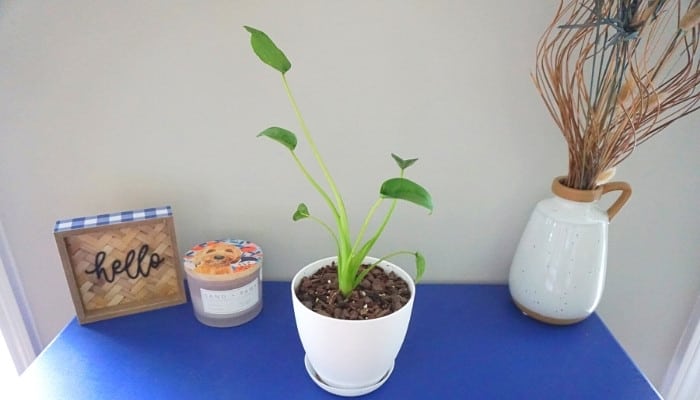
[54,206,187,324]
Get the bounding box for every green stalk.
[364,169,406,250]
[282,75,347,213]
[281,75,353,281]
[307,215,339,245]
[346,170,407,294]
[352,250,417,289]
[366,199,399,254]
[351,198,384,254]
[289,151,340,222]
[346,197,399,280]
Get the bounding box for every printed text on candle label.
[201,279,259,315]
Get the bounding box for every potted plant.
[244,27,433,395]
[509,0,700,324]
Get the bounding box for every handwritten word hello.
[85,244,165,283]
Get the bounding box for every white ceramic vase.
[509,177,631,325]
[291,256,415,396]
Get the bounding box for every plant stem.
[375,250,417,264]
[281,74,352,269]
[365,169,406,249]
[371,199,398,250]
[352,250,417,289]
[351,168,405,262]
[351,198,383,254]
[289,151,339,221]
[308,215,339,245]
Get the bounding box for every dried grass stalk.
[534,0,700,189]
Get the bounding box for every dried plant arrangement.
[535,0,700,189]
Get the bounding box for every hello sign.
[54,206,186,324]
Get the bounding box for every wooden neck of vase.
[551,176,602,202]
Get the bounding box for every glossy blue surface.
[18,282,660,399]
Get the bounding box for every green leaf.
[415,252,426,282]
[391,153,418,170]
[257,127,297,151]
[293,203,310,221]
[380,177,433,212]
[244,26,291,74]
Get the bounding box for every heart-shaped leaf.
[391,153,418,170]
[244,26,291,74]
[380,177,433,212]
[258,127,297,151]
[293,203,310,221]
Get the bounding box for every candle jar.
[183,239,263,327]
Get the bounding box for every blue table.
[17,282,660,399]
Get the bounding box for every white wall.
[0,0,698,387]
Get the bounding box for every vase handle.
[600,181,632,221]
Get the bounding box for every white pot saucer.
[303,354,394,397]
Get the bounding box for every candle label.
[201,278,259,315]
[183,239,263,275]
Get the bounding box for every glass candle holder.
[183,239,263,327]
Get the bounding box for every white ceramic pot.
[509,177,631,325]
[291,256,415,396]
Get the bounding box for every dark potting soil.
[295,262,411,320]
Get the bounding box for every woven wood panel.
[55,215,186,324]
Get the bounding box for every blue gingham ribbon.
[54,206,172,232]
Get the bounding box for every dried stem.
[534,0,700,189]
